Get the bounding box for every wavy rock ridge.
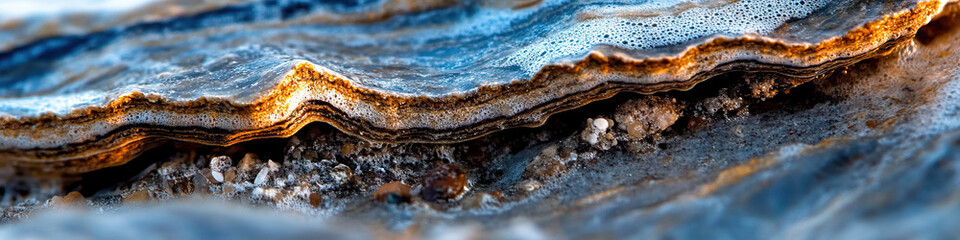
[0,0,950,175]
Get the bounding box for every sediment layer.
[0,0,949,175]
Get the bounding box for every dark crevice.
[916,2,960,45]
[66,66,845,199]
[74,137,288,197]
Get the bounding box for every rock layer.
[0,0,950,175]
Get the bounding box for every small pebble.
[201,168,217,183]
[254,168,271,186]
[123,190,151,203]
[267,159,281,171]
[580,118,614,147]
[224,168,237,182]
[210,156,232,183]
[593,118,610,131]
[51,191,86,207]
[520,180,541,192]
[420,164,468,202]
[193,172,212,195]
[330,164,355,185]
[238,153,261,173]
[49,196,63,205]
[615,97,680,140]
[373,181,411,203]
[309,193,323,208]
[64,191,85,202]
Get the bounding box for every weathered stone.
[420,164,468,202]
[373,181,411,204]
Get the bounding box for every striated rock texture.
[0,0,951,176]
[0,1,960,239]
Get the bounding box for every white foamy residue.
[503,0,830,74]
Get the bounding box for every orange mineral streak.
[697,157,775,197]
[0,0,947,176]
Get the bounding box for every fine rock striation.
[0,0,951,175]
